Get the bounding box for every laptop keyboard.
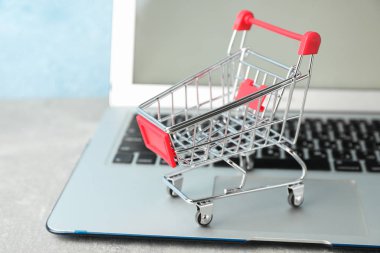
[113,114,380,172]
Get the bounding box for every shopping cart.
[136,10,321,226]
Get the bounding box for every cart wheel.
[239,155,254,171]
[166,174,183,197]
[167,187,178,197]
[288,191,304,207]
[195,211,213,226]
[287,183,304,207]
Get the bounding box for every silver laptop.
[46,0,380,248]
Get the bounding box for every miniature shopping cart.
[136,10,321,226]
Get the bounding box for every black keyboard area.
[113,115,380,172]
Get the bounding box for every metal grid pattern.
[139,48,313,168]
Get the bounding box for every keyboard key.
[309,149,328,159]
[300,140,314,149]
[160,159,169,166]
[253,147,296,169]
[332,150,353,160]
[261,147,281,159]
[350,119,373,135]
[366,159,380,172]
[335,160,361,172]
[113,153,134,164]
[321,140,337,149]
[341,140,360,150]
[305,158,330,171]
[356,150,376,159]
[254,158,297,169]
[123,136,144,143]
[119,138,148,152]
[137,153,157,164]
[375,142,380,151]
[126,116,141,136]
[303,149,330,171]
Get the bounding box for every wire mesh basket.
[137,10,321,226]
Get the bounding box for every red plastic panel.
[136,115,177,168]
[298,31,321,55]
[235,79,267,111]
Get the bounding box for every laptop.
[46,0,380,248]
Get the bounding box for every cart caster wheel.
[195,211,213,226]
[166,174,183,198]
[167,187,178,197]
[287,183,304,207]
[195,201,214,226]
[239,155,254,171]
[288,183,304,207]
[288,191,304,207]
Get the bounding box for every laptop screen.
[133,0,380,89]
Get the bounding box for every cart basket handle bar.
[233,10,321,55]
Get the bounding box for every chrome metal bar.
[231,49,246,100]
[236,103,249,149]
[204,119,213,160]
[226,61,231,103]
[279,56,303,141]
[241,60,284,81]
[221,63,226,106]
[294,55,314,143]
[260,77,276,118]
[190,127,197,163]
[171,92,175,126]
[262,72,268,85]
[227,30,237,55]
[223,158,247,189]
[221,111,231,155]
[208,72,213,110]
[254,69,260,85]
[196,78,200,111]
[157,99,161,121]
[250,96,262,149]
[265,85,278,141]
[244,65,251,79]
[184,84,188,120]
[247,50,291,70]
[279,142,307,180]
[240,31,247,49]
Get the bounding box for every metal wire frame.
[138,47,314,169]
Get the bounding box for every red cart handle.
[233,10,321,55]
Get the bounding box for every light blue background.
[0,0,112,98]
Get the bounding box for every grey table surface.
[0,99,378,253]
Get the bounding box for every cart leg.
[287,183,304,207]
[166,174,183,197]
[223,158,247,194]
[277,142,307,180]
[195,201,213,226]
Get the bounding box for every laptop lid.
[110,0,380,111]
